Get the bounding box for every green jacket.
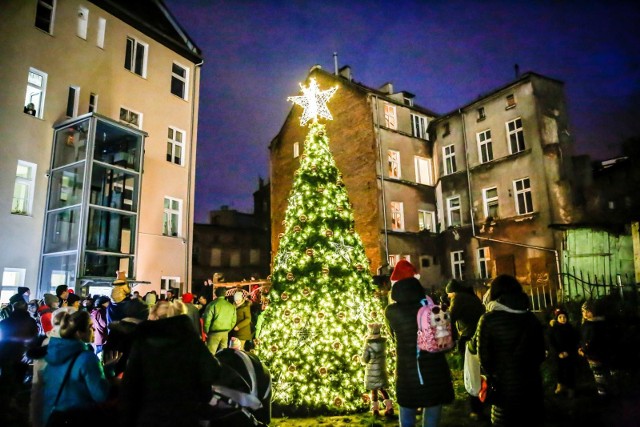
[203,298,237,333]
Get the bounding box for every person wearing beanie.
[202,288,237,355]
[230,291,252,351]
[18,286,31,302]
[390,259,420,283]
[181,293,202,337]
[548,308,579,397]
[579,300,612,396]
[446,279,486,420]
[361,323,394,418]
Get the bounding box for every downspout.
[185,58,204,292]
[372,95,390,264]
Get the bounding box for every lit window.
[443,144,457,175]
[24,68,47,119]
[119,107,142,129]
[451,251,465,280]
[482,187,499,219]
[418,210,436,232]
[171,62,189,99]
[89,93,98,113]
[66,86,80,117]
[447,196,461,227]
[77,6,88,39]
[506,94,516,109]
[12,161,37,216]
[514,178,533,214]
[230,250,241,267]
[161,276,180,295]
[210,248,222,266]
[390,201,404,231]
[1,268,26,305]
[384,104,397,129]
[477,129,493,163]
[96,17,106,48]
[477,107,486,121]
[507,118,525,154]
[250,249,260,265]
[167,127,185,166]
[411,114,427,139]
[388,150,401,179]
[389,254,411,267]
[35,0,55,34]
[163,196,182,237]
[125,36,148,77]
[477,248,491,279]
[414,156,433,185]
[293,142,299,158]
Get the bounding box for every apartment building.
[0,0,202,301]
[270,65,441,284]
[431,72,580,296]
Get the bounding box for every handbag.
[46,352,83,427]
[463,345,482,396]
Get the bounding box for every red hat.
[181,293,194,304]
[390,259,417,282]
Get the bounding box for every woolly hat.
[554,308,568,319]
[181,292,194,304]
[445,279,464,294]
[18,286,30,296]
[233,291,244,304]
[43,293,58,308]
[390,259,417,282]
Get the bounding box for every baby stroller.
[206,348,271,426]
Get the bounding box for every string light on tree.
[256,77,392,415]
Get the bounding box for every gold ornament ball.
[305,248,314,257]
[333,397,343,407]
[281,292,289,301]
[299,215,307,222]
[302,288,311,297]
[325,229,333,237]
[270,345,278,353]
[318,312,325,319]
[332,341,341,350]
[356,264,364,271]
[288,365,296,373]
[286,273,295,281]
[278,232,285,239]
[284,309,291,317]
[318,367,328,376]
[293,225,301,233]
[322,266,329,275]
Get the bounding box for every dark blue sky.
[164,0,640,221]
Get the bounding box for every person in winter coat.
[119,300,220,427]
[361,322,393,417]
[579,299,612,396]
[41,310,118,427]
[446,279,486,419]
[469,274,545,427]
[91,296,110,357]
[385,259,454,427]
[203,287,237,355]
[231,291,252,350]
[548,308,579,397]
[181,292,202,336]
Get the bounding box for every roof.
[89,0,203,63]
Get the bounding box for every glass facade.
[39,115,145,294]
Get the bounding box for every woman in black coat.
[385,274,454,427]
[469,275,546,427]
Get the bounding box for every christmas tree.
[256,79,389,414]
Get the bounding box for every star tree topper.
[287,78,338,126]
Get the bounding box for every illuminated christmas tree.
[256,79,389,414]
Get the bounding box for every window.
[89,93,98,113]
[210,248,222,266]
[477,129,493,163]
[451,251,465,280]
[414,156,433,185]
[443,122,450,136]
[77,6,88,39]
[167,127,185,166]
[388,150,401,179]
[477,107,486,121]
[230,250,241,267]
[447,196,461,227]
[403,96,413,106]
[66,86,79,117]
[96,17,106,48]
[119,107,142,128]
[507,118,525,154]
[35,0,55,34]
[390,201,404,231]
[411,114,427,139]
[506,94,516,109]
[124,36,148,77]
[161,276,180,295]
[384,104,397,129]
[171,62,189,99]
[443,144,457,175]
[1,268,26,305]
[163,197,182,237]
[514,178,533,214]
[24,68,47,119]
[482,187,499,219]
[293,142,300,158]
[477,247,491,279]
[250,249,260,265]
[418,210,436,232]
[12,161,37,215]
[389,254,411,267]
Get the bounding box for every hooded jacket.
[362,335,388,390]
[385,277,454,408]
[41,337,109,425]
[203,297,237,333]
[231,300,252,341]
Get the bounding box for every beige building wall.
[0,0,200,297]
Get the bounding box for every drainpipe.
[372,95,389,264]
[185,58,204,292]
[461,109,562,303]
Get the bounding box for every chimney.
[333,52,338,75]
[379,82,394,95]
[515,63,520,79]
[338,65,352,81]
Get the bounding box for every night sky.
[163,0,640,221]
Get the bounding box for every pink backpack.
[417,296,454,384]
